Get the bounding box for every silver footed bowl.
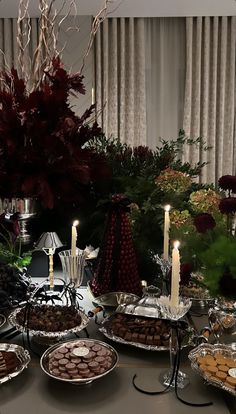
[0,343,31,384]
[8,305,89,341]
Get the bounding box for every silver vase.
[0,198,37,244]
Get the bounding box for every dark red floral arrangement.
[0,57,107,209]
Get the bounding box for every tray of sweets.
[0,343,31,384]
[40,338,118,385]
[100,313,194,351]
[8,304,89,342]
[188,343,236,396]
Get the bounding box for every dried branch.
[14,0,110,90]
[80,0,111,74]
[17,0,31,81]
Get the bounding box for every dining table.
[0,284,235,414]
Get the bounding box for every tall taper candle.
[170,241,181,306]
[71,220,79,257]
[163,205,170,261]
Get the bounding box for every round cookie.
[218,365,229,373]
[216,371,227,380]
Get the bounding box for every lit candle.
[163,205,171,261]
[170,241,181,306]
[71,220,79,257]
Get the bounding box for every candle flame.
[164,204,171,212]
[73,220,79,227]
[173,240,180,249]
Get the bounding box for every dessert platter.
[100,312,193,351]
[8,304,89,343]
[0,343,31,384]
[41,338,118,384]
[188,343,236,396]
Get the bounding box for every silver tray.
[8,306,89,341]
[0,343,31,384]
[87,282,140,308]
[0,314,6,329]
[40,338,118,385]
[188,343,236,396]
[100,315,194,352]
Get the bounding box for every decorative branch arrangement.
[1,0,111,90]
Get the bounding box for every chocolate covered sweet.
[48,340,116,380]
[0,351,19,378]
[109,313,171,347]
[16,305,81,332]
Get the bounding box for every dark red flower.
[218,175,236,193]
[194,213,216,233]
[219,197,236,215]
[0,58,107,209]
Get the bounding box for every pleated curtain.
[95,18,147,146]
[183,16,236,184]
[95,17,186,147]
[145,18,186,148]
[0,18,38,74]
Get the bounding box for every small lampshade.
[35,232,63,251]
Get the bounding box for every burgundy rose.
[193,213,216,233]
[218,175,236,193]
[219,197,236,215]
[180,262,193,285]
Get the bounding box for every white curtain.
[183,16,236,184]
[145,18,186,148]
[95,17,186,147]
[95,18,147,146]
[0,18,38,73]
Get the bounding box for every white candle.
[163,205,171,261]
[170,241,181,306]
[71,220,79,257]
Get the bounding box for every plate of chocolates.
[40,339,118,384]
[8,304,89,341]
[0,343,31,384]
[100,313,193,351]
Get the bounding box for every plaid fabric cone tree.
[91,194,142,297]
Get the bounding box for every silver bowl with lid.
[116,285,161,318]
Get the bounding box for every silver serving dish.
[87,282,140,308]
[0,343,31,384]
[188,343,236,397]
[8,306,89,343]
[0,314,6,329]
[116,285,161,318]
[100,314,194,352]
[40,338,118,385]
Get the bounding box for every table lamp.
[35,232,63,290]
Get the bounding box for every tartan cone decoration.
[91,194,142,297]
